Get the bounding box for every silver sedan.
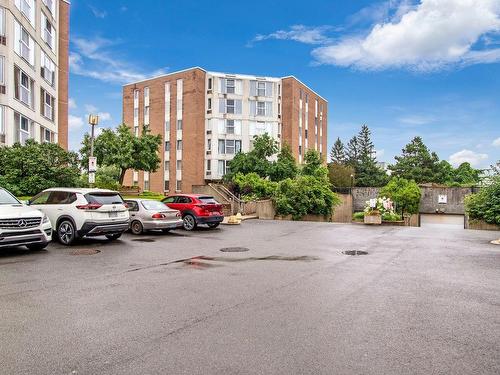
[124,199,183,235]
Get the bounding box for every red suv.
[162,194,224,231]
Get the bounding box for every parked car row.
[0,187,225,250]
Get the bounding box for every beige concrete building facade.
[0,0,69,149]
[122,67,328,193]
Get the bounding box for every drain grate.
[71,249,101,256]
[132,238,156,243]
[343,250,368,256]
[220,247,250,253]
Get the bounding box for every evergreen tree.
[388,136,441,184]
[353,125,388,187]
[346,136,359,167]
[357,124,375,160]
[329,137,346,164]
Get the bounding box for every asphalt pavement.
[0,221,499,374]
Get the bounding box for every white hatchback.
[29,188,130,245]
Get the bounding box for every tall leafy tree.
[227,134,278,179]
[269,143,298,182]
[328,162,355,187]
[80,124,161,185]
[380,177,421,216]
[329,137,346,164]
[389,136,441,184]
[453,162,481,185]
[302,149,328,180]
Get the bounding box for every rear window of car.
[86,193,124,205]
[198,196,218,204]
[141,200,168,211]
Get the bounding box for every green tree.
[227,134,278,179]
[465,176,500,225]
[379,177,421,217]
[80,124,161,185]
[328,162,355,187]
[357,124,374,160]
[389,136,441,184]
[453,162,481,185]
[269,143,298,182]
[302,149,328,180]
[352,125,388,187]
[434,160,454,185]
[0,140,81,196]
[345,136,359,167]
[329,137,346,164]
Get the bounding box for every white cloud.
[68,115,84,130]
[398,115,435,125]
[85,104,98,113]
[97,112,111,122]
[312,0,500,71]
[70,37,168,84]
[449,149,488,167]
[493,137,500,146]
[249,25,332,46]
[68,98,77,109]
[375,149,385,159]
[89,5,107,19]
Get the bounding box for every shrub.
[465,177,500,225]
[353,212,364,221]
[274,175,341,220]
[379,177,421,216]
[232,172,277,201]
[382,212,402,221]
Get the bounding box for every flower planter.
[364,214,382,225]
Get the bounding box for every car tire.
[130,220,143,235]
[57,220,76,246]
[183,214,197,231]
[26,243,48,251]
[105,233,122,240]
[207,222,220,229]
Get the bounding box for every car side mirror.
[24,200,31,206]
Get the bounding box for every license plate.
[109,212,118,218]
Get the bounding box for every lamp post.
[350,174,354,193]
[88,114,99,186]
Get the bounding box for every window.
[206,159,211,171]
[41,51,55,86]
[226,119,234,134]
[134,89,139,102]
[165,141,170,151]
[15,112,31,145]
[0,106,4,140]
[20,27,31,61]
[47,191,76,204]
[299,145,302,155]
[176,180,182,191]
[218,160,230,176]
[176,160,182,170]
[42,13,54,49]
[226,140,235,154]
[0,7,5,36]
[144,106,149,125]
[207,98,212,110]
[43,0,56,16]
[15,67,33,107]
[207,139,212,151]
[218,139,225,154]
[16,0,35,25]
[125,200,139,212]
[164,180,169,191]
[133,171,139,186]
[41,89,54,120]
[218,139,241,154]
[305,129,308,139]
[257,81,266,96]
[164,160,170,171]
[144,87,150,102]
[226,99,235,114]
[0,55,4,84]
[134,126,139,137]
[257,101,266,116]
[30,191,51,205]
[226,79,235,94]
[177,119,182,130]
[41,127,52,143]
[207,77,212,90]
[176,140,182,150]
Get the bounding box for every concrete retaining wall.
[332,194,352,223]
[256,200,276,220]
[352,187,381,212]
[465,219,500,231]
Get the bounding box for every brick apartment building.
[0,0,70,149]
[122,67,328,193]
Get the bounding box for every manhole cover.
[343,250,368,256]
[71,249,101,256]
[220,247,250,253]
[132,238,156,243]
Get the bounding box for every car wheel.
[207,222,220,229]
[183,214,197,231]
[130,220,143,235]
[57,220,76,246]
[26,243,48,251]
[105,233,122,240]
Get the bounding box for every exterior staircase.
[208,183,245,215]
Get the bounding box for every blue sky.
[68,0,500,168]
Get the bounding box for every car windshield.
[0,189,21,205]
[86,193,124,205]
[198,196,218,204]
[141,200,168,211]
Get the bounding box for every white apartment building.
[0,0,69,148]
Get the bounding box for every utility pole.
[88,114,99,186]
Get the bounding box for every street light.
[88,114,99,186]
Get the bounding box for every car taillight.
[152,213,166,219]
[76,203,102,210]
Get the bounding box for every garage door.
[420,214,464,228]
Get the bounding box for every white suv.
[29,188,130,245]
[0,187,52,250]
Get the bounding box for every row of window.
[0,105,54,144]
[214,98,274,116]
[12,0,56,28]
[208,77,276,97]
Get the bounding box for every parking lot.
[1,220,499,375]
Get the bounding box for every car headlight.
[42,214,49,224]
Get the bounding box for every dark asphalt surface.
[0,221,499,374]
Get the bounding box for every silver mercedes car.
[124,198,183,235]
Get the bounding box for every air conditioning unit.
[206,130,212,135]
[206,150,211,155]
[206,171,212,176]
[0,36,6,46]
[206,109,212,114]
[0,85,6,94]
